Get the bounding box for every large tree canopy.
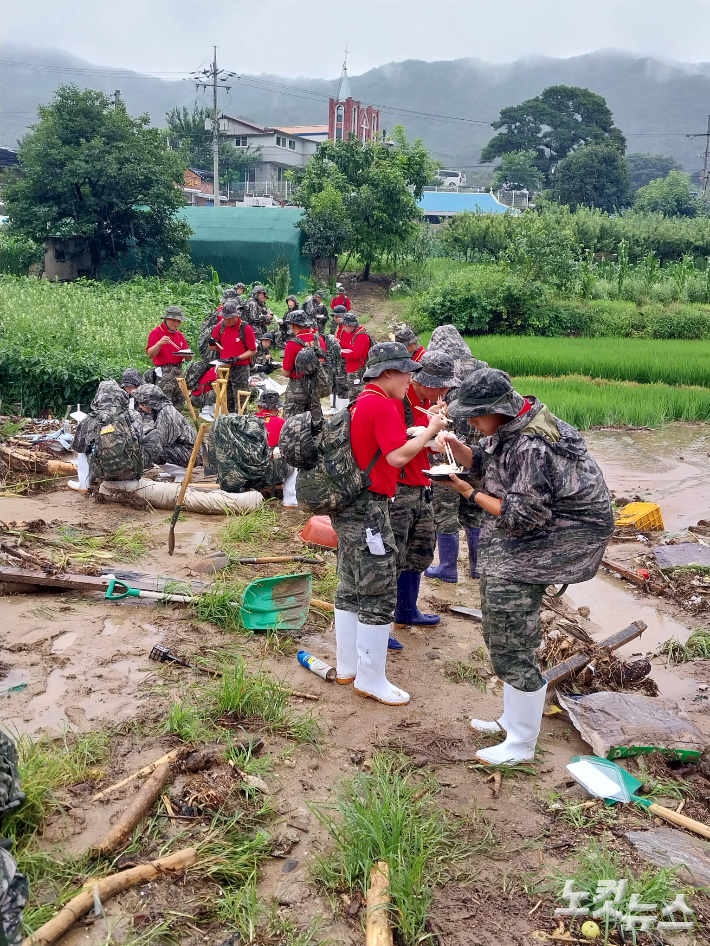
[633,170,698,217]
[4,85,190,277]
[294,127,434,279]
[550,143,631,212]
[481,85,626,181]
[625,152,683,193]
[165,104,262,184]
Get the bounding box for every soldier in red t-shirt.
[145,305,193,409]
[207,300,257,413]
[340,312,371,401]
[331,342,447,706]
[395,325,426,363]
[281,308,327,423]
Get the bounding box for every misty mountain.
[3,44,710,175]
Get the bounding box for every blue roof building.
[417,191,514,219]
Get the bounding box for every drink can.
[297,650,336,681]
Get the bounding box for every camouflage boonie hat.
[235,282,246,291]
[260,331,276,344]
[222,300,241,317]
[394,325,420,347]
[121,368,142,389]
[414,351,455,389]
[448,367,525,418]
[363,342,422,380]
[333,305,347,315]
[165,305,184,321]
[342,312,359,326]
[313,289,325,299]
[222,288,238,300]
[252,284,269,298]
[258,390,281,410]
[284,308,310,326]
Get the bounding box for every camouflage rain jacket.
[470,397,614,584]
[132,384,196,466]
[243,291,271,337]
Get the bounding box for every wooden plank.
[0,568,206,596]
[543,620,647,687]
[602,559,666,595]
[449,606,482,621]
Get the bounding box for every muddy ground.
[2,280,710,946]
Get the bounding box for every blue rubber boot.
[465,527,481,579]
[388,634,403,651]
[394,570,441,627]
[424,533,459,583]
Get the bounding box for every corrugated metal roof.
[417,192,511,215]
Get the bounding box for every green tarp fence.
[178,206,311,292]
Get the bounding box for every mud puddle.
[586,423,710,531]
[565,572,699,702]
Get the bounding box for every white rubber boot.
[475,683,547,765]
[68,452,90,493]
[335,608,358,684]
[470,682,511,733]
[354,622,410,706]
[282,469,298,507]
[335,396,350,411]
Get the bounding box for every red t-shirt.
[411,346,425,363]
[147,324,189,366]
[211,318,256,362]
[256,409,284,448]
[282,330,326,379]
[192,366,217,397]
[342,328,370,373]
[397,384,431,488]
[330,294,352,311]
[335,324,345,341]
[350,384,408,497]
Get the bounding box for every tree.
[294,126,434,279]
[550,143,631,212]
[625,152,683,192]
[481,85,626,181]
[491,150,544,193]
[3,85,190,277]
[296,182,351,263]
[165,103,261,185]
[633,170,697,216]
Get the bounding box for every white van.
[435,169,466,187]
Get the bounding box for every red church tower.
[328,53,379,144]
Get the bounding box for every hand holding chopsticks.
[413,404,453,425]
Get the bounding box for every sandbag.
[99,479,263,515]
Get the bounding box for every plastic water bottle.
[297,650,336,681]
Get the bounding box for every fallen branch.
[602,559,666,595]
[0,543,52,568]
[366,860,393,946]
[22,847,197,946]
[91,762,171,856]
[91,748,184,801]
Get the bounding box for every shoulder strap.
[403,396,415,428]
[364,448,382,477]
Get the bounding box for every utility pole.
[193,49,234,208]
[112,90,121,110]
[702,115,710,194]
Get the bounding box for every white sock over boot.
[68,452,90,493]
[282,469,298,507]
[470,682,512,733]
[475,683,547,765]
[335,396,350,411]
[335,609,358,683]
[354,622,410,706]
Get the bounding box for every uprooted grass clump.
[312,752,494,944]
[28,523,152,565]
[218,503,280,551]
[658,627,710,663]
[444,646,491,690]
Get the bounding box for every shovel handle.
[310,598,335,612]
[177,424,207,508]
[647,802,710,840]
[105,579,140,600]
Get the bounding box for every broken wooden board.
[625,828,710,886]
[542,620,647,687]
[0,568,205,596]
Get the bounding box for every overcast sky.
[4,0,710,77]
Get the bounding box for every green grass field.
[460,336,710,387]
[510,375,710,428]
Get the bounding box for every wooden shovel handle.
[177,377,198,425]
[648,802,710,840]
[176,424,206,508]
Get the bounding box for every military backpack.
[292,336,330,399]
[280,408,381,515]
[212,413,271,492]
[93,411,143,481]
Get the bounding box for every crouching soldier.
[133,383,197,469]
[438,368,614,764]
[332,342,447,706]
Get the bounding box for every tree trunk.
[363,260,371,281]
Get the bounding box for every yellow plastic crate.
[615,501,664,532]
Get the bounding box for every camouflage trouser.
[0,847,28,946]
[332,490,397,625]
[225,366,252,414]
[190,389,216,412]
[431,481,461,534]
[141,427,163,468]
[156,364,185,409]
[459,488,486,529]
[162,441,195,467]
[346,367,366,401]
[331,360,348,399]
[283,377,323,424]
[390,484,436,574]
[480,577,545,692]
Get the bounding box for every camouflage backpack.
[197,311,221,358]
[212,413,271,492]
[93,411,143,481]
[0,732,25,822]
[185,357,209,390]
[281,408,381,515]
[293,338,330,399]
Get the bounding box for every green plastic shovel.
[568,755,710,840]
[241,572,312,632]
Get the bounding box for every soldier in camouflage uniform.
[133,384,197,468]
[325,305,349,409]
[243,285,273,340]
[281,309,326,423]
[424,324,489,582]
[332,342,448,706]
[314,314,344,415]
[120,368,142,394]
[390,352,456,643]
[302,289,328,324]
[73,380,158,477]
[234,282,247,300]
[439,367,614,764]
[0,731,29,946]
[145,306,193,409]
